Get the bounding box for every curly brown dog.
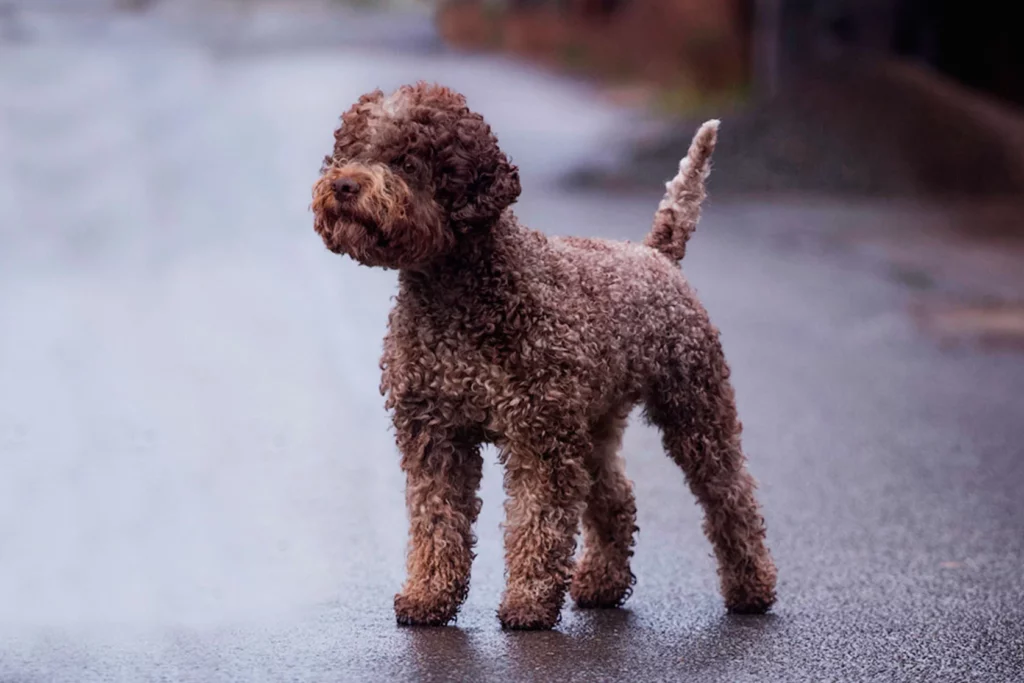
[312,82,776,630]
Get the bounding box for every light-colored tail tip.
[695,119,720,145]
[677,119,718,175]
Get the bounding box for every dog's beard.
[312,164,451,269]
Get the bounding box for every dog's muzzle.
[331,176,361,201]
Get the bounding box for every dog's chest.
[381,307,560,426]
[385,323,510,396]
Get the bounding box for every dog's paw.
[571,589,630,610]
[570,561,634,609]
[497,595,561,631]
[722,558,777,615]
[726,594,774,615]
[394,591,458,627]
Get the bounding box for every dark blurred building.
[758,0,1023,105]
[447,0,1020,107]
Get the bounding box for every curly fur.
[646,119,718,262]
[311,82,776,630]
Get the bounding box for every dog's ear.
[442,112,521,229]
[449,153,521,229]
[409,85,521,228]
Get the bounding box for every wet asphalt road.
[1,5,1023,682]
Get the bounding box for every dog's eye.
[401,158,418,175]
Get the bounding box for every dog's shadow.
[399,624,490,680]
[507,608,782,678]
[398,608,780,679]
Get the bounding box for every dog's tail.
[643,119,718,262]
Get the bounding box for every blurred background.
[0,1,1022,681]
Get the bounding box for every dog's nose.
[332,177,361,199]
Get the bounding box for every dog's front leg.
[393,421,483,626]
[497,432,590,630]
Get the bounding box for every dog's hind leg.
[571,406,638,609]
[393,425,483,626]
[644,331,776,614]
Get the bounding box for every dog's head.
[312,83,521,269]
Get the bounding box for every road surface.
[1,4,1022,681]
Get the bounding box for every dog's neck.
[398,211,525,306]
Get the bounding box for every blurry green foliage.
[653,81,750,117]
